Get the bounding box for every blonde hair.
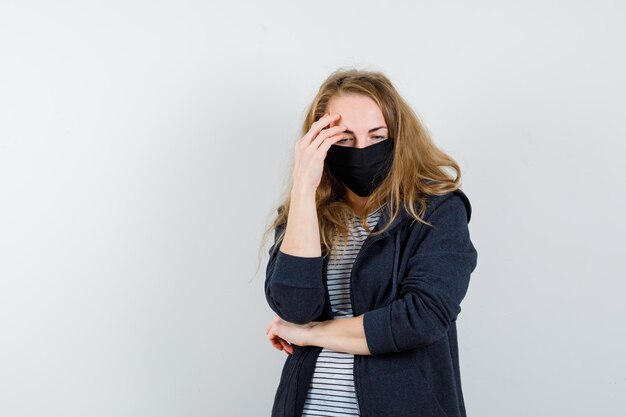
[250,67,464,282]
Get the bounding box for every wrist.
[303,321,325,347]
[291,183,317,200]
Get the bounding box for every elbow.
[362,291,463,355]
[264,249,327,324]
[265,283,326,324]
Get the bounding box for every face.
[326,94,389,149]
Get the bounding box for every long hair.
[250,67,463,282]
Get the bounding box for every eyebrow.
[343,126,388,135]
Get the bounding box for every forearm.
[264,186,326,325]
[279,185,320,257]
[305,314,371,355]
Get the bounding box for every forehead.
[327,94,387,128]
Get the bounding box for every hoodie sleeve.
[362,192,478,355]
[264,207,326,325]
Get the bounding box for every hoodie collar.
[369,200,410,237]
[371,188,472,237]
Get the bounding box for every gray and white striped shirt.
[301,204,384,417]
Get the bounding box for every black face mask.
[325,139,395,197]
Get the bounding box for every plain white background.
[1,1,625,416]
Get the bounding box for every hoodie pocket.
[415,364,448,417]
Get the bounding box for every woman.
[263,68,478,417]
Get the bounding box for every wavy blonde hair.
[250,67,463,282]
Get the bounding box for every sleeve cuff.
[271,249,324,289]
[363,307,398,355]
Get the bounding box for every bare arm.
[279,186,320,257]
[280,113,347,257]
[304,315,371,356]
[264,113,347,325]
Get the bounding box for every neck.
[344,187,369,216]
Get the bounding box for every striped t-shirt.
[301,203,385,417]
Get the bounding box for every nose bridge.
[355,135,370,149]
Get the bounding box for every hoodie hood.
[373,188,472,238]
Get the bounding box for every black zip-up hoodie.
[265,189,478,417]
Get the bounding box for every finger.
[281,339,295,355]
[269,335,284,351]
[283,342,293,355]
[307,125,347,150]
[311,128,348,154]
[300,113,342,145]
[314,134,350,162]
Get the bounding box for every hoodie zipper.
[291,252,331,417]
[322,253,332,319]
[349,229,388,417]
[291,253,332,417]
[292,347,313,417]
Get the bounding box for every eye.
[373,136,387,141]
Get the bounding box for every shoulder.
[422,188,473,224]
